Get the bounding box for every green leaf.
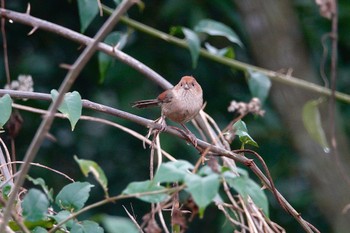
[0,94,12,128]
[77,0,99,33]
[2,184,11,200]
[55,182,94,212]
[51,90,82,131]
[113,0,122,5]
[32,227,48,233]
[74,155,108,196]
[71,220,103,233]
[182,27,200,68]
[247,70,271,104]
[122,180,169,203]
[198,165,217,176]
[22,189,49,222]
[9,219,54,231]
[153,160,194,183]
[50,210,74,229]
[98,31,128,83]
[204,43,235,59]
[226,176,269,216]
[194,19,242,46]
[27,176,54,202]
[185,173,220,215]
[9,219,54,232]
[233,120,258,147]
[302,100,330,153]
[101,215,139,233]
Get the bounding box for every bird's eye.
[192,83,195,86]
[180,83,183,86]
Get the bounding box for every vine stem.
[1,7,350,103]
[104,5,350,104]
[0,0,138,231]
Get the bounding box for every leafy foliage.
[122,180,169,203]
[77,0,98,33]
[185,173,220,216]
[182,27,201,68]
[55,182,94,212]
[51,89,82,131]
[233,120,258,147]
[74,155,109,197]
[101,215,139,233]
[194,19,243,46]
[302,99,330,153]
[0,94,12,128]
[247,70,271,104]
[22,189,49,222]
[98,31,129,82]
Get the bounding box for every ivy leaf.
[101,215,139,233]
[0,94,12,128]
[182,27,200,68]
[22,189,49,222]
[51,89,82,131]
[122,180,169,203]
[247,70,271,104]
[71,220,104,233]
[185,173,220,217]
[74,155,109,197]
[27,176,54,202]
[302,99,330,153]
[55,182,94,212]
[50,210,74,229]
[204,43,235,59]
[153,160,194,183]
[98,31,128,83]
[226,176,269,216]
[2,184,12,200]
[77,0,99,33]
[32,227,48,233]
[194,19,242,46]
[233,120,258,147]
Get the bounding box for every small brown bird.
[132,76,203,145]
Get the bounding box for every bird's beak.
[184,83,190,90]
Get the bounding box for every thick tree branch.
[0,0,138,231]
[0,8,172,90]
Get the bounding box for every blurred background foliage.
[1,0,350,232]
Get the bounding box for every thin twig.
[0,196,30,233]
[48,186,180,233]
[122,205,144,233]
[1,0,11,84]
[0,161,75,185]
[232,149,287,213]
[10,102,176,161]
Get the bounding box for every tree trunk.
[234,0,350,232]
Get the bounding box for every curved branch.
[0,8,172,90]
[0,89,318,232]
